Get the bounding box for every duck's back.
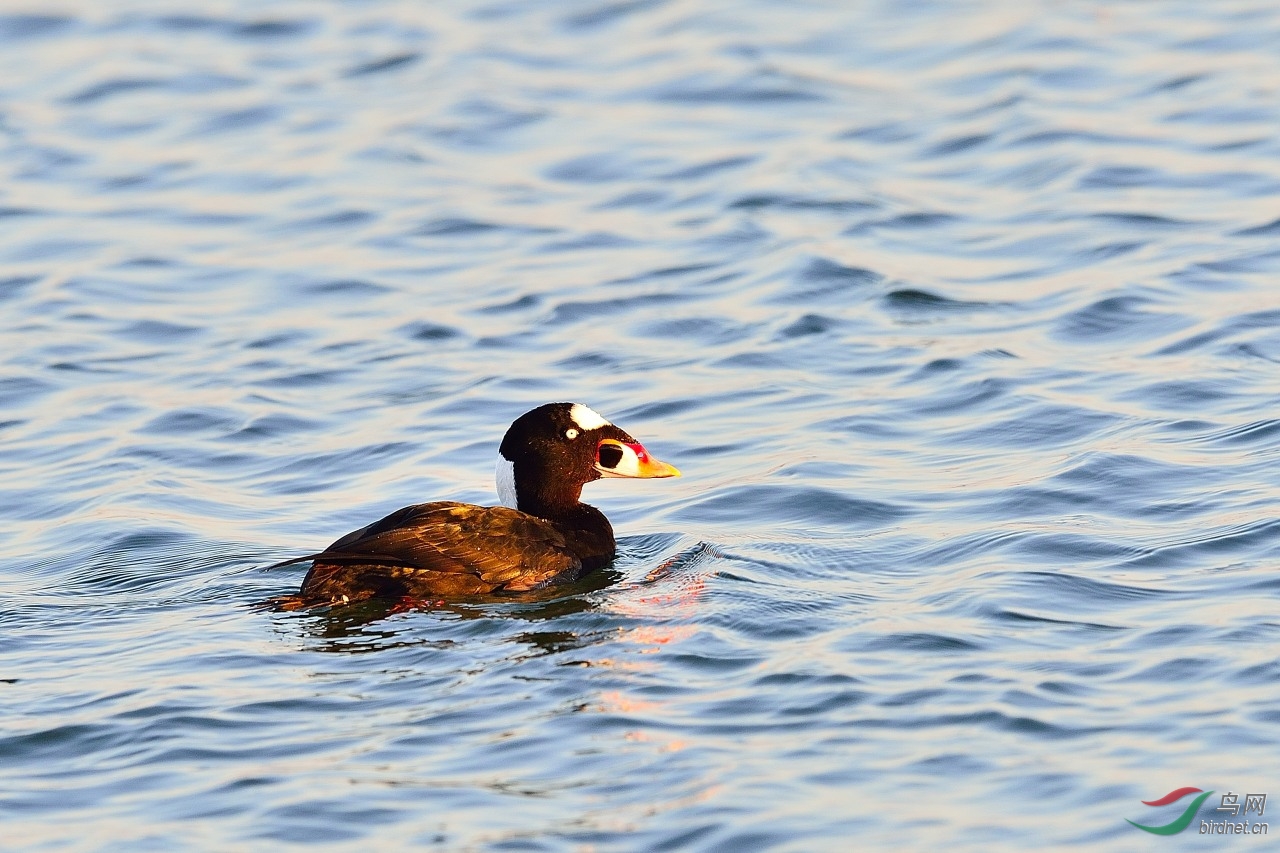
[294,501,612,604]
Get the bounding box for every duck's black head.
[496,402,679,519]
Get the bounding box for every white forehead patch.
[495,456,518,509]
[569,404,610,430]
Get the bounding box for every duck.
[274,403,679,607]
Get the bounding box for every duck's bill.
[595,439,681,479]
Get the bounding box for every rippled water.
[4,1,1280,849]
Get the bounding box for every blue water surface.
[2,1,1279,849]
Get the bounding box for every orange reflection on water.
[624,730,687,753]
[618,623,697,653]
[613,570,707,620]
[596,690,658,715]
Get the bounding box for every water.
[3,0,1279,848]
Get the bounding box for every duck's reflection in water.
[267,535,717,658]
[269,566,622,653]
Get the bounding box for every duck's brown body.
[278,403,678,608]
[295,501,615,603]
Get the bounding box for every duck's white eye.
[565,428,579,440]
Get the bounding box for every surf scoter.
[276,403,679,606]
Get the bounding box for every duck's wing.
[297,501,581,589]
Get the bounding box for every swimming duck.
[276,403,679,606]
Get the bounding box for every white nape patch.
[495,456,519,509]
[569,403,609,430]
